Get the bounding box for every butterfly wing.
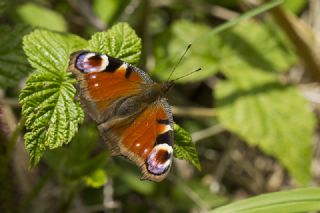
[69,51,174,181]
[98,98,174,182]
[68,51,152,124]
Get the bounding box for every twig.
[171,106,216,118]
[0,98,20,107]
[192,124,225,143]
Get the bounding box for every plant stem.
[172,106,216,118]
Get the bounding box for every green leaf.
[20,29,88,167]
[85,169,108,188]
[93,0,129,24]
[153,20,220,83]
[0,25,31,88]
[174,123,201,170]
[217,21,296,73]
[282,0,308,14]
[209,188,320,213]
[153,19,296,83]
[89,22,141,64]
[216,66,316,185]
[17,3,67,32]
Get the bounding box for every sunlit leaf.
[210,188,320,213]
[283,0,308,14]
[153,20,296,82]
[216,66,315,185]
[153,20,220,82]
[174,123,201,170]
[85,169,108,188]
[20,29,88,166]
[89,22,141,64]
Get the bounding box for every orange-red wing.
[84,69,141,110]
[112,101,174,182]
[68,51,150,123]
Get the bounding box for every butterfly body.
[68,51,174,181]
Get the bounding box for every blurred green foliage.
[17,3,67,31]
[0,0,319,212]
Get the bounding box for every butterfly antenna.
[167,43,192,81]
[171,67,202,82]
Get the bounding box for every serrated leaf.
[23,30,87,74]
[216,66,316,185]
[89,22,141,64]
[174,123,201,170]
[0,25,31,88]
[17,3,67,32]
[20,29,88,167]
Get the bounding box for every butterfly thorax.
[140,82,173,103]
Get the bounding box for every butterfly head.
[160,81,174,94]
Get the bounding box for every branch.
[172,106,216,118]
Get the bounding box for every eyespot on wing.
[75,52,109,73]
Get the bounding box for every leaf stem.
[191,124,225,142]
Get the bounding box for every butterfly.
[68,51,174,182]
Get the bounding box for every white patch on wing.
[146,144,173,175]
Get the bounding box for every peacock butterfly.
[68,51,174,182]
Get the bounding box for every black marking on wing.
[105,56,123,72]
[156,130,173,146]
[157,119,170,125]
[125,65,133,79]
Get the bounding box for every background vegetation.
[1,0,320,212]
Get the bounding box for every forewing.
[68,51,151,123]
